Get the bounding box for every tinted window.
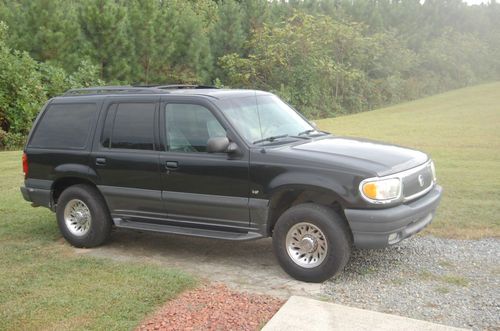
[29,103,97,149]
[110,103,155,150]
[100,104,117,148]
[165,104,226,152]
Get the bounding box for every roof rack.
[133,84,218,90]
[63,84,218,96]
[63,86,164,96]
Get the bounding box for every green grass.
[434,286,451,294]
[418,271,469,288]
[0,151,195,330]
[441,275,469,287]
[0,82,498,328]
[317,82,500,239]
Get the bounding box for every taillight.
[22,152,29,179]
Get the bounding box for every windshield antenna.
[254,91,264,141]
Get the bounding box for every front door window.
[165,103,226,153]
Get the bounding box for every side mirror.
[310,121,318,129]
[207,136,236,153]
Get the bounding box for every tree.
[79,0,134,82]
[0,0,84,72]
[0,22,45,146]
[151,0,212,84]
[209,0,247,80]
[127,0,158,84]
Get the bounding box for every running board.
[113,219,263,241]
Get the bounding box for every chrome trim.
[286,222,328,268]
[403,182,435,202]
[359,160,435,205]
[359,177,403,205]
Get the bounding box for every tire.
[272,203,352,283]
[56,184,112,248]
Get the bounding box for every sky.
[464,0,490,4]
[421,0,492,4]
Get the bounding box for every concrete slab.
[262,296,468,331]
[78,231,322,298]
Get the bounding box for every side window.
[102,102,155,150]
[29,103,97,149]
[165,103,226,153]
[100,104,117,148]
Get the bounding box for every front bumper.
[344,185,442,249]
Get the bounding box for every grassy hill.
[317,82,500,239]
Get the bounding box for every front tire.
[273,203,352,282]
[56,184,112,248]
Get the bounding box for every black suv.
[20,85,442,282]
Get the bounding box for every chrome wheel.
[64,199,92,237]
[285,222,328,268]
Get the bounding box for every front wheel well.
[267,188,347,236]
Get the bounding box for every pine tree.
[79,0,134,82]
[209,0,247,80]
[0,0,84,72]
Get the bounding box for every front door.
[159,98,250,230]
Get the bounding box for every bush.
[0,129,25,150]
[0,21,102,150]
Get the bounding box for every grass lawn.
[0,82,498,329]
[317,82,500,239]
[0,151,195,330]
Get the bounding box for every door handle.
[165,161,179,170]
[95,157,107,166]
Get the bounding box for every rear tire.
[273,203,352,283]
[56,184,112,248]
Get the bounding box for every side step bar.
[113,219,263,241]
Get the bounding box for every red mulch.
[136,284,284,331]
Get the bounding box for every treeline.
[1,0,499,147]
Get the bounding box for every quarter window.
[29,103,97,149]
[165,104,226,153]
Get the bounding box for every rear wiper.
[253,134,289,144]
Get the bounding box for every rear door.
[159,96,251,230]
[91,96,163,220]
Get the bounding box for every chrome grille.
[402,162,434,201]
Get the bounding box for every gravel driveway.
[81,231,499,330]
[323,236,499,330]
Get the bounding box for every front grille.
[402,162,434,201]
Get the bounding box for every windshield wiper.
[297,129,329,136]
[297,129,318,136]
[253,134,289,144]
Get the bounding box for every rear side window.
[29,103,97,149]
[102,102,155,150]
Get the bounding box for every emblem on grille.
[418,174,425,187]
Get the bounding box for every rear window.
[101,102,156,150]
[29,103,98,149]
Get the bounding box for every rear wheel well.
[52,177,98,208]
[267,188,347,235]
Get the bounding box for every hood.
[288,136,428,176]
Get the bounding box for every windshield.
[218,94,316,144]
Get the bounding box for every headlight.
[360,178,402,203]
[430,161,437,182]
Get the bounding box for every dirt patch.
[136,283,284,331]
